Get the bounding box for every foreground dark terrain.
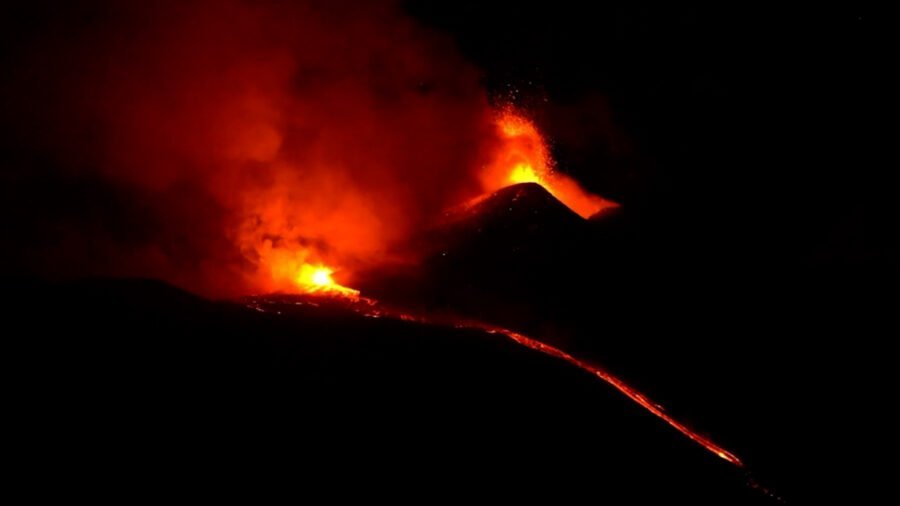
[7,277,776,503]
[364,183,897,503]
[2,186,893,503]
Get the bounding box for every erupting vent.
[480,110,619,219]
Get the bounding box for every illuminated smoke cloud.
[1,0,504,295]
[1,1,613,296]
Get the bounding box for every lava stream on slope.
[245,293,743,467]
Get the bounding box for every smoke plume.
[1,0,503,295]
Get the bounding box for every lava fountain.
[295,264,360,300]
[480,110,619,219]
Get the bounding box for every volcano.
[4,3,890,503]
[360,182,627,332]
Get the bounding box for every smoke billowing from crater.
[1,0,511,295]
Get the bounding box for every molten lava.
[254,241,359,299]
[295,264,360,299]
[482,110,618,219]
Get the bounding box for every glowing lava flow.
[247,292,743,467]
[481,110,619,219]
[294,264,360,299]
[422,315,742,467]
[254,240,360,298]
[485,327,743,466]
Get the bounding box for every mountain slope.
[5,278,768,503]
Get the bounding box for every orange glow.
[295,264,359,298]
[253,240,360,299]
[482,110,619,218]
[310,267,332,287]
[508,163,543,185]
[235,108,621,297]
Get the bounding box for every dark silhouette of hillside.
[5,277,774,503]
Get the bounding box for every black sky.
[407,2,893,277]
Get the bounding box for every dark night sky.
[407,2,893,277]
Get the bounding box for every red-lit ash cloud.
[0,0,613,297]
